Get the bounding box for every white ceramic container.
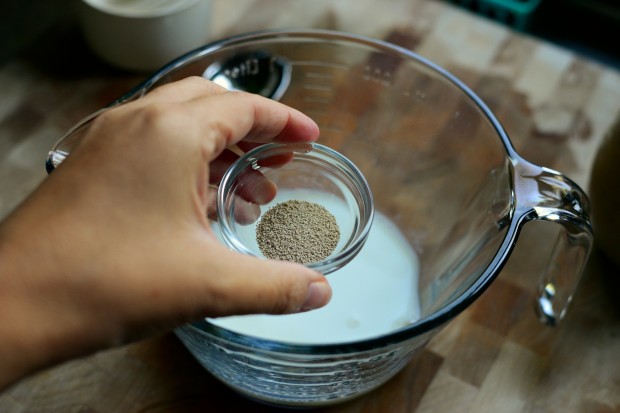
[78,0,212,72]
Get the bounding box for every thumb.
[195,244,332,317]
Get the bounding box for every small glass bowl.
[216,142,374,275]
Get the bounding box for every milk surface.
[210,210,421,344]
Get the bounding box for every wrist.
[0,229,45,389]
[0,213,115,390]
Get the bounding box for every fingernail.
[300,279,332,311]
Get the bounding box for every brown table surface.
[1,1,619,412]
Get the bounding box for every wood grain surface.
[1,1,619,412]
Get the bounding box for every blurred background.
[1,0,619,70]
[447,0,619,69]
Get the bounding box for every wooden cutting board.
[1,1,619,412]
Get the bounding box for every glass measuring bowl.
[47,30,593,407]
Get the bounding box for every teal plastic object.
[449,0,543,30]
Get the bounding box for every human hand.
[0,77,331,389]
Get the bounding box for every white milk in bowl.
[209,212,421,344]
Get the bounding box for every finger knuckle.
[138,103,176,130]
[203,119,235,157]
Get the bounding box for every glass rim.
[216,142,375,275]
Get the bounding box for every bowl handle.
[514,159,593,326]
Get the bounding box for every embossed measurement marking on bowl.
[210,211,421,344]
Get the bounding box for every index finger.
[181,91,320,161]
